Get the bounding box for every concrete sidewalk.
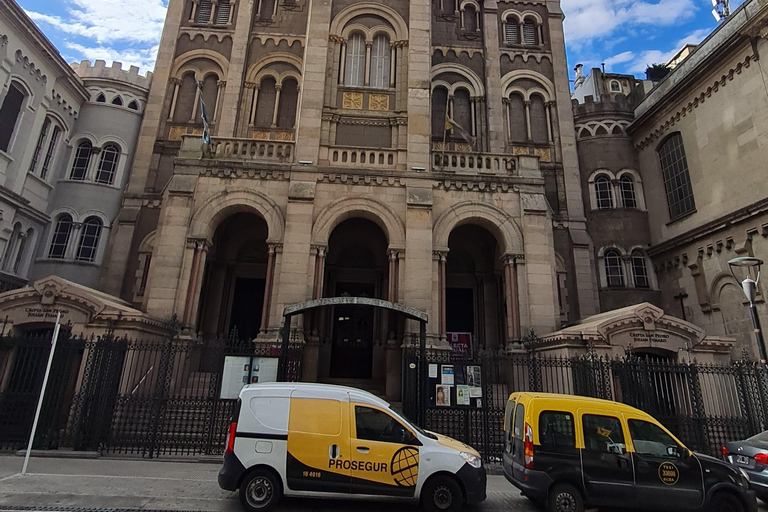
[0,455,532,512]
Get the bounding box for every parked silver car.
[724,431,768,503]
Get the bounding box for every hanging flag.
[196,79,212,145]
[444,115,475,146]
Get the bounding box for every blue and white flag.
[196,79,212,145]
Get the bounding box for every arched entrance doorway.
[445,224,505,353]
[198,212,270,341]
[318,218,390,381]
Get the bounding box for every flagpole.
[22,312,61,475]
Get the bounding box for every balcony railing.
[432,151,517,174]
[180,135,294,163]
[326,146,401,169]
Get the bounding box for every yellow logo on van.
[659,462,679,485]
[391,447,419,487]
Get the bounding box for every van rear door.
[286,394,350,493]
[502,398,516,478]
[511,401,526,481]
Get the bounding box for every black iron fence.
[402,346,768,462]
[0,330,303,457]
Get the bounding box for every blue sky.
[19,0,743,80]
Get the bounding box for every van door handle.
[329,444,339,458]
[356,446,370,453]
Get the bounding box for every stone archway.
[189,188,285,244]
[311,196,405,250]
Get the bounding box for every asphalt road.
[0,455,766,512]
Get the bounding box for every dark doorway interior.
[446,287,474,333]
[228,278,266,341]
[331,282,375,379]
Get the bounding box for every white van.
[218,383,486,512]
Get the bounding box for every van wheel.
[239,469,281,512]
[422,475,463,512]
[708,492,744,512]
[548,483,584,512]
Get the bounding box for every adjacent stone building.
[0,1,152,295]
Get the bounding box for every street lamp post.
[728,257,767,365]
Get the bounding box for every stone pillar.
[434,250,447,337]
[339,41,347,86]
[389,43,396,88]
[545,101,554,144]
[167,78,181,121]
[503,254,521,342]
[482,0,506,153]
[295,0,334,163]
[216,0,257,136]
[521,192,559,335]
[183,238,208,327]
[249,84,260,126]
[214,80,226,126]
[271,84,282,127]
[364,41,372,86]
[260,243,278,332]
[407,0,431,171]
[190,84,201,122]
[312,245,326,299]
[524,100,532,141]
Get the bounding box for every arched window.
[344,33,366,87]
[604,250,624,288]
[610,80,621,92]
[658,133,695,220]
[96,93,106,102]
[128,100,139,110]
[620,175,637,208]
[48,214,73,259]
[631,251,650,288]
[29,118,51,173]
[0,82,26,152]
[254,76,276,127]
[432,86,448,139]
[443,0,456,13]
[70,140,92,180]
[76,217,103,262]
[276,78,299,129]
[258,0,276,20]
[505,17,520,44]
[95,144,120,184]
[530,94,548,144]
[196,0,212,23]
[452,88,472,139]
[215,0,231,24]
[462,5,477,32]
[41,126,61,180]
[523,19,538,45]
[12,228,32,275]
[595,175,613,209]
[508,93,526,143]
[201,74,219,122]
[111,96,123,106]
[173,73,197,122]
[370,34,391,89]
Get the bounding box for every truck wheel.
[708,492,744,512]
[239,469,282,512]
[548,483,584,512]
[422,475,463,512]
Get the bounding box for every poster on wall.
[257,357,279,383]
[441,365,454,385]
[221,356,251,399]
[467,365,482,398]
[428,364,438,378]
[436,385,452,406]
[447,332,473,360]
[456,385,470,405]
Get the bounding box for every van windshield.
[393,409,437,440]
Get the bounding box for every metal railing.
[180,134,294,163]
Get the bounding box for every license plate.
[736,455,749,465]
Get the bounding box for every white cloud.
[65,42,159,73]
[25,0,166,71]
[562,0,697,47]
[604,51,635,68]
[624,27,713,73]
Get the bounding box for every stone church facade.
[96,0,600,390]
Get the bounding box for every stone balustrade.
[180,134,294,163]
[328,146,400,169]
[432,151,517,174]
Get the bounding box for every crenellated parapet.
[70,60,153,91]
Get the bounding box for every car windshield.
[393,410,437,440]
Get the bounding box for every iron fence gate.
[0,330,304,457]
[401,347,768,462]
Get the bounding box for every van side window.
[628,419,683,458]
[538,411,575,450]
[582,414,626,454]
[355,406,416,445]
[513,403,525,438]
[505,401,514,433]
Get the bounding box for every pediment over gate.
[539,303,733,360]
[0,275,168,337]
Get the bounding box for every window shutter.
[505,22,518,44]
[523,21,537,45]
[196,0,212,23]
[215,0,231,25]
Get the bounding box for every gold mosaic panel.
[275,131,294,141]
[368,94,390,111]
[168,126,186,141]
[342,92,364,110]
[251,130,271,140]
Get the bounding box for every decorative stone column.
[167,78,181,121]
[364,41,372,86]
[312,245,327,299]
[260,243,279,333]
[503,254,522,343]
[183,238,209,328]
[434,250,448,337]
[524,100,532,141]
[545,100,555,144]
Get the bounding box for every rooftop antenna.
[712,0,730,22]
